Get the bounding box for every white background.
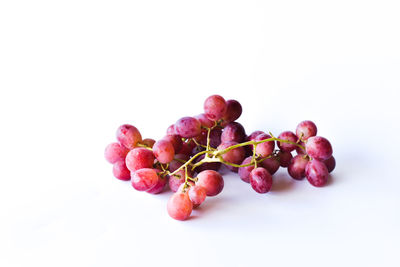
[1,1,399,266]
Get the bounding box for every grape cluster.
[105,95,335,221]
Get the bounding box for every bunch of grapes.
[105,95,335,221]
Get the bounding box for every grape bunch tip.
[104,95,336,221]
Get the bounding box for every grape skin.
[305,160,329,187]
[277,131,298,152]
[147,169,168,194]
[288,155,309,180]
[254,134,275,157]
[141,138,156,148]
[166,124,176,135]
[277,151,293,168]
[194,113,214,128]
[296,120,317,140]
[217,141,246,164]
[162,135,182,152]
[131,168,158,191]
[175,117,202,138]
[203,95,227,121]
[305,136,333,161]
[238,156,254,183]
[188,185,207,207]
[167,192,193,221]
[196,170,224,196]
[116,124,142,149]
[222,99,242,123]
[104,142,129,164]
[250,167,273,194]
[125,147,155,172]
[112,161,131,181]
[247,131,265,141]
[153,139,175,164]
[221,122,246,143]
[168,168,193,192]
[209,128,222,148]
[323,156,336,173]
[261,157,280,175]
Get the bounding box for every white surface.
[1,1,400,266]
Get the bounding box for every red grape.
[168,154,189,172]
[296,141,306,155]
[167,192,193,221]
[162,135,182,152]
[188,185,207,207]
[323,156,336,173]
[254,134,275,157]
[221,122,246,143]
[104,142,129,164]
[147,169,168,194]
[277,150,293,167]
[125,147,155,172]
[204,95,227,121]
[131,168,158,191]
[250,167,273,194]
[141,138,156,148]
[168,168,192,192]
[247,130,264,141]
[175,117,201,138]
[196,170,224,196]
[305,136,333,161]
[288,155,309,180]
[261,157,280,175]
[238,156,254,183]
[116,124,142,149]
[209,128,222,148]
[194,113,214,128]
[177,140,196,156]
[217,141,246,164]
[296,120,317,140]
[166,124,176,135]
[222,99,242,123]
[153,139,175,164]
[277,131,298,152]
[112,161,131,181]
[305,160,329,187]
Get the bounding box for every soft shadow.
[270,172,297,193]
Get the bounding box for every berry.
[250,167,273,194]
[254,134,275,157]
[238,156,254,183]
[222,99,242,123]
[247,131,264,141]
[261,157,280,175]
[221,122,246,143]
[196,170,224,196]
[141,138,156,148]
[305,160,329,187]
[175,117,202,138]
[112,161,131,181]
[217,141,246,164]
[296,120,317,140]
[323,156,336,173]
[167,192,193,221]
[153,139,175,164]
[188,185,207,207]
[131,168,158,191]
[104,142,129,164]
[125,147,155,172]
[116,124,142,149]
[277,151,293,168]
[288,155,309,180]
[305,136,333,161]
[204,95,227,121]
[277,131,298,152]
[147,169,168,194]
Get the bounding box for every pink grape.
[277,151,293,167]
[296,120,317,140]
[116,124,142,149]
[204,95,227,121]
[222,99,242,123]
[168,169,193,192]
[238,156,254,183]
[142,138,156,148]
[166,124,176,135]
[104,142,129,164]
[221,122,246,143]
[250,167,273,194]
[131,168,158,191]
[305,136,333,161]
[112,161,131,181]
[167,192,193,221]
[196,170,224,196]
[194,113,214,128]
[305,160,329,187]
[277,131,298,152]
[162,135,182,152]
[125,147,155,172]
[153,139,175,164]
[177,140,196,156]
[288,155,309,180]
[175,117,201,138]
[261,157,280,175]
[217,141,246,164]
[247,131,265,141]
[323,156,336,173]
[169,154,189,172]
[188,185,207,207]
[147,169,168,194]
[254,134,275,157]
[177,181,195,193]
[296,141,306,155]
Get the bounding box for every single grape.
[221,122,246,143]
[222,99,242,123]
[323,156,336,173]
[194,113,214,128]
[116,124,142,149]
[125,147,155,172]
[188,185,207,207]
[193,154,221,173]
[141,138,156,148]
[167,192,193,221]
[217,141,246,164]
[166,124,176,135]
[153,139,175,164]
[305,160,329,187]
[196,170,224,196]
[162,135,182,152]
[247,130,265,141]
[296,120,317,140]
[147,169,168,194]
[250,167,273,194]
[296,141,306,155]
[277,150,293,168]
[204,95,227,121]
[209,128,222,148]
[112,161,131,181]
[288,155,309,180]
[177,140,196,156]
[194,130,208,146]
[175,117,201,138]
[254,134,275,157]
[305,136,333,161]
[277,131,298,152]
[104,142,129,164]
[261,157,280,175]
[238,156,254,183]
[131,168,158,191]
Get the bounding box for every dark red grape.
[168,154,189,172]
[193,154,221,173]
[167,192,193,221]
[238,156,254,183]
[305,160,329,187]
[254,133,275,157]
[162,135,182,152]
[209,128,222,148]
[125,147,155,172]
[323,156,336,173]
[288,155,309,180]
[131,168,158,191]
[116,124,142,149]
[296,120,317,140]
[261,157,280,175]
[250,167,273,194]
[221,122,246,143]
[175,117,201,138]
[222,99,242,123]
[217,141,246,164]
[277,131,298,152]
[247,130,265,141]
[305,136,333,161]
[112,161,131,181]
[196,170,224,196]
[277,150,293,168]
[177,140,196,156]
[204,95,227,121]
[153,139,175,164]
[104,142,129,164]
